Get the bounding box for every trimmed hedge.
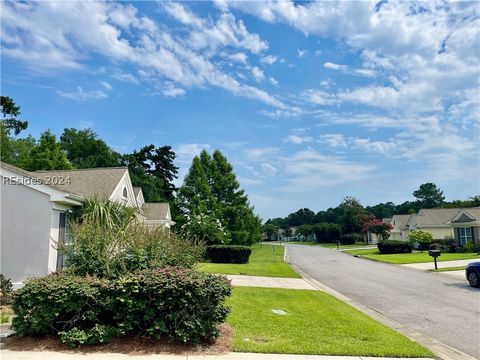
[377,240,412,254]
[340,233,363,245]
[12,267,231,347]
[206,245,252,264]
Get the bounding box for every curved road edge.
[284,245,477,360]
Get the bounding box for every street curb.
[283,245,476,360]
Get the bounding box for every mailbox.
[428,250,441,258]
[428,249,441,270]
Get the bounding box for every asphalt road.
[286,244,480,359]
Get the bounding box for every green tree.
[177,149,261,245]
[60,128,121,168]
[413,183,445,208]
[0,96,28,135]
[338,196,366,234]
[296,224,314,241]
[123,145,178,202]
[26,130,73,171]
[263,223,278,241]
[286,208,315,226]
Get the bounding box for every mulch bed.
[4,324,233,355]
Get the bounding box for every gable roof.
[391,214,411,229]
[142,202,170,221]
[0,161,83,204]
[411,208,465,227]
[450,208,480,223]
[34,167,128,200]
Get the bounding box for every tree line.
[264,185,480,242]
[1,96,261,245]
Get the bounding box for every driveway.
[286,244,480,359]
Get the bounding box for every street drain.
[271,309,287,315]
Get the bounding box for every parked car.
[466,262,480,288]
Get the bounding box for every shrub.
[206,245,252,264]
[181,213,228,245]
[66,219,203,277]
[377,240,412,254]
[0,274,13,305]
[12,267,231,347]
[313,223,341,243]
[458,241,479,253]
[340,233,363,245]
[408,230,433,251]
[431,236,458,253]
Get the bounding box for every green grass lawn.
[227,287,433,357]
[345,248,480,264]
[198,244,300,278]
[281,241,374,249]
[431,266,466,272]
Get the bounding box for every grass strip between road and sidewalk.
[198,244,300,278]
[430,266,466,272]
[227,286,433,357]
[278,241,375,250]
[345,248,480,264]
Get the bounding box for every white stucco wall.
[1,177,52,285]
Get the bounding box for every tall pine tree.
[177,149,261,245]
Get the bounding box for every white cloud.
[324,62,376,78]
[297,49,308,58]
[302,89,336,106]
[188,12,268,55]
[351,138,396,155]
[260,54,278,64]
[282,150,374,189]
[163,2,204,28]
[176,143,210,162]
[252,66,265,82]
[224,52,248,64]
[1,1,285,109]
[261,163,277,176]
[111,71,139,84]
[318,134,347,148]
[269,77,278,86]
[244,147,278,160]
[283,134,313,145]
[57,86,108,101]
[100,81,112,91]
[324,62,347,71]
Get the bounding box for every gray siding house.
[0,162,174,288]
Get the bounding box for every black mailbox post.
[428,249,441,270]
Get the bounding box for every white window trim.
[458,227,472,245]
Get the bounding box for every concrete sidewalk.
[400,259,476,270]
[0,350,435,360]
[226,275,316,290]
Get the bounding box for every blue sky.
[1,1,479,220]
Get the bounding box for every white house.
[1,162,174,288]
[381,207,480,247]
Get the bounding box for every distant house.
[1,162,174,287]
[381,207,480,247]
[389,214,413,241]
[406,208,459,240]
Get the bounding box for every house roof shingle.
[34,167,128,200]
[412,208,466,226]
[391,214,411,229]
[142,202,170,221]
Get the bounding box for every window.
[122,187,128,198]
[458,227,473,245]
